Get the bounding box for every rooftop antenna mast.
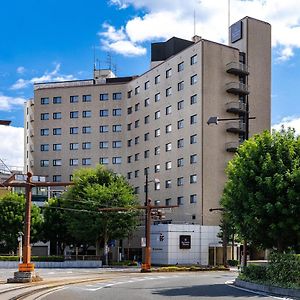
[193,9,196,37]
[107,52,112,70]
[93,45,96,71]
[228,0,231,44]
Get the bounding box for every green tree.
[0,193,43,253]
[62,165,139,264]
[221,128,300,252]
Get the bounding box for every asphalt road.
[41,271,277,300]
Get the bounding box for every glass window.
[100,109,109,117]
[53,96,62,104]
[178,61,184,72]
[155,181,160,190]
[144,115,150,124]
[82,142,92,149]
[70,95,78,103]
[70,127,79,134]
[127,107,133,115]
[127,172,132,179]
[191,94,197,104]
[134,170,139,178]
[155,93,160,102]
[128,90,132,98]
[190,134,197,144]
[53,128,62,135]
[99,141,109,149]
[40,160,49,167]
[53,112,62,119]
[190,194,197,203]
[113,92,122,100]
[144,81,150,90]
[100,93,109,101]
[41,97,49,105]
[82,110,91,118]
[177,138,184,148]
[178,119,184,129]
[135,86,140,95]
[41,144,49,151]
[53,144,62,151]
[113,108,122,116]
[178,81,184,91]
[70,111,79,118]
[191,54,197,65]
[82,126,92,134]
[166,124,172,133]
[112,140,122,148]
[190,154,197,164]
[191,74,198,85]
[134,136,139,144]
[70,159,79,166]
[177,177,184,186]
[41,128,49,136]
[166,68,172,78]
[53,175,62,182]
[165,180,172,188]
[99,125,109,133]
[53,159,62,166]
[177,196,184,206]
[82,158,91,165]
[166,161,172,170]
[134,187,140,194]
[155,75,160,84]
[155,128,160,137]
[128,139,132,147]
[166,87,172,97]
[70,143,79,150]
[155,111,160,119]
[127,156,132,163]
[112,124,122,132]
[191,114,197,124]
[190,174,197,183]
[166,142,172,152]
[135,103,140,111]
[127,123,132,131]
[166,105,172,115]
[177,100,184,110]
[154,164,160,173]
[82,95,91,102]
[177,158,184,167]
[144,150,149,158]
[134,153,139,161]
[144,167,149,175]
[144,98,150,107]
[99,157,109,164]
[144,132,149,141]
[135,120,140,128]
[41,113,49,120]
[154,146,160,155]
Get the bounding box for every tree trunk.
[95,237,101,256]
[103,226,109,265]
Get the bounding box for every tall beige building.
[25,16,271,227]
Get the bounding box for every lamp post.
[17,232,23,263]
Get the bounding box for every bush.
[227,259,239,266]
[0,256,64,262]
[241,264,267,281]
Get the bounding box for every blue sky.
[1,0,300,167]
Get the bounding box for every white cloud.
[101,39,146,56]
[272,116,300,135]
[11,63,76,90]
[0,94,26,111]
[101,0,300,60]
[0,125,24,168]
[16,66,26,74]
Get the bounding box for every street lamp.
[17,232,23,263]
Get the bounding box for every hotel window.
[178,81,184,91]
[177,100,184,110]
[128,139,132,147]
[166,124,172,133]
[127,172,132,179]
[112,157,122,164]
[99,141,109,149]
[134,170,139,178]
[165,180,172,188]
[155,93,160,102]
[154,164,160,173]
[191,114,197,124]
[99,157,109,165]
[53,144,62,151]
[144,150,149,158]
[70,95,78,103]
[135,103,140,111]
[41,97,49,105]
[53,96,62,104]
[191,54,197,65]
[53,128,62,135]
[166,68,172,78]
[155,181,160,190]
[70,143,79,150]
[53,112,62,119]
[127,156,132,163]
[100,93,109,101]
[177,177,184,186]
[165,161,172,170]
[134,153,140,161]
[155,75,160,84]
[166,142,172,152]
[144,132,149,141]
[155,110,160,119]
[82,142,92,149]
[166,87,172,97]
[41,128,49,136]
[178,61,184,72]
[190,154,197,164]
[82,158,92,165]
[191,94,197,104]
[134,187,140,194]
[177,196,184,206]
[144,98,150,107]
[112,124,122,132]
[127,107,133,114]
[166,198,171,206]
[177,158,184,167]
[100,109,109,117]
[154,146,160,155]
[53,159,62,166]
[113,92,122,100]
[155,128,160,137]
[135,120,140,128]
[82,110,91,118]
[190,174,197,183]
[190,134,197,144]
[127,123,132,131]
[41,144,49,151]
[70,111,79,118]
[144,115,150,124]
[144,81,150,90]
[128,90,132,98]
[112,140,122,148]
[178,119,184,129]
[135,86,140,95]
[41,113,49,120]
[70,127,78,134]
[134,136,139,145]
[99,125,109,133]
[53,175,62,182]
[82,126,92,134]
[190,194,197,203]
[82,94,91,102]
[177,138,184,148]
[166,105,172,115]
[70,159,79,166]
[144,167,149,175]
[191,74,198,85]
[40,160,49,167]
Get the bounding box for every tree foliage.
[61,165,140,259]
[0,193,43,253]
[221,128,300,251]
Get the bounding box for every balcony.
[225,141,240,152]
[226,121,246,134]
[226,101,246,114]
[226,62,249,76]
[226,82,249,95]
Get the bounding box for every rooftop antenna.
[228,0,231,44]
[93,45,96,71]
[112,63,117,76]
[193,9,196,37]
[107,52,112,70]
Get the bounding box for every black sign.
[230,21,243,43]
[179,235,191,249]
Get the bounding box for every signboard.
[230,21,243,43]
[141,237,146,247]
[179,235,191,249]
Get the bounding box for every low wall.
[235,279,300,299]
[0,260,102,269]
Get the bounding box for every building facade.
[25,17,271,229]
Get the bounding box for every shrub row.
[0,256,64,262]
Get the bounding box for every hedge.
[0,256,64,262]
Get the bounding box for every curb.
[235,278,300,299]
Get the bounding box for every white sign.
[141,237,146,247]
